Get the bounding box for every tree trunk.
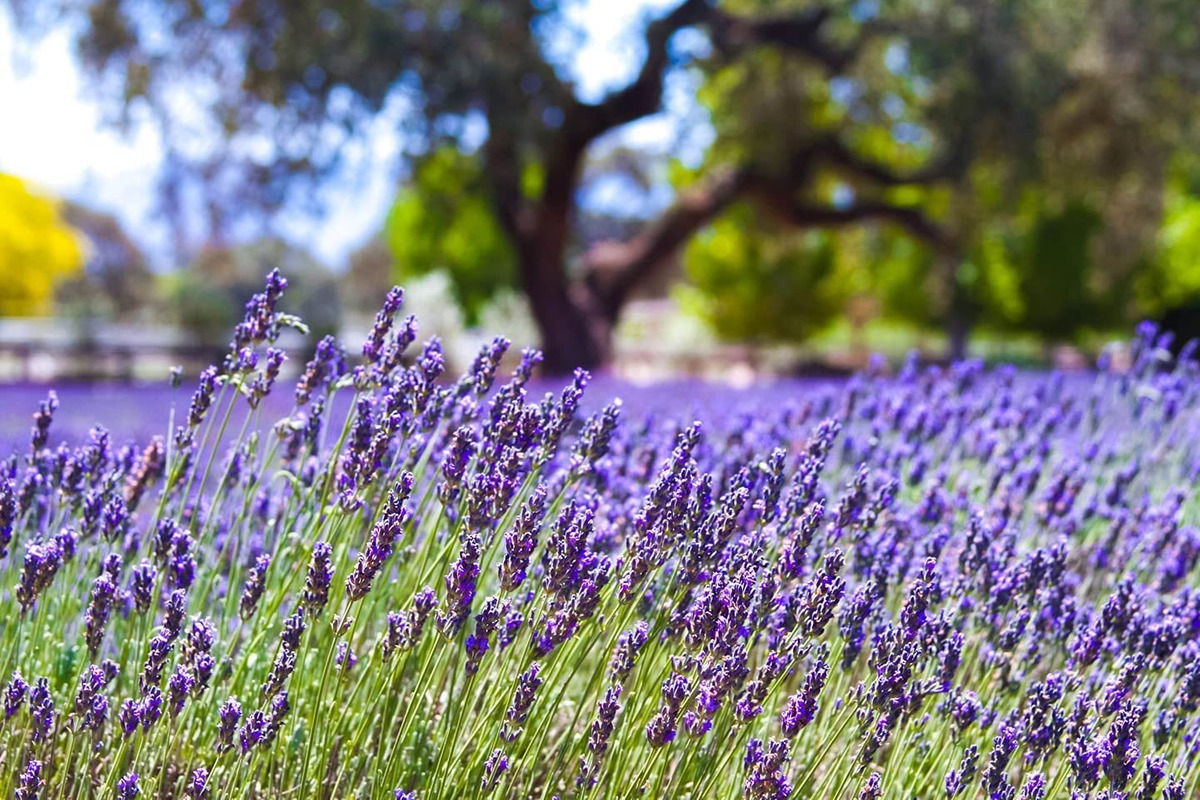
[946,308,971,364]
[516,214,613,374]
[524,269,611,373]
[938,248,971,363]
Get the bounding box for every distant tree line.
[5,0,1200,369]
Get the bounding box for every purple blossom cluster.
[0,273,1197,799]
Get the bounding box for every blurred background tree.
[384,147,520,326]
[55,201,156,322]
[0,173,84,316]
[166,238,341,349]
[5,0,1200,369]
[345,237,396,319]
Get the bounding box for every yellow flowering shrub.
[0,173,84,316]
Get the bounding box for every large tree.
[8,0,1197,368]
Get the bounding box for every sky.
[0,0,690,269]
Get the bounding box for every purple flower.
[360,286,406,371]
[576,684,622,789]
[125,436,165,511]
[16,538,65,613]
[1163,775,1185,800]
[84,568,120,657]
[30,391,58,453]
[262,691,291,746]
[239,553,273,620]
[5,671,29,719]
[187,366,219,427]
[500,663,543,742]
[227,268,287,358]
[0,478,16,559]
[857,772,882,800]
[610,623,650,682]
[296,335,347,405]
[743,738,793,800]
[944,745,979,798]
[645,673,690,748]
[336,642,357,671]
[1018,773,1046,800]
[29,678,54,742]
[499,485,548,591]
[262,609,306,698]
[73,665,107,725]
[797,549,846,638]
[781,658,828,736]
[238,709,267,755]
[534,368,590,466]
[437,426,478,507]
[1137,756,1165,800]
[168,665,194,717]
[119,699,141,737]
[382,588,438,659]
[117,771,140,799]
[346,473,415,601]
[246,347,286,409]
[437,530,483,637]
[218,698,241,752]
[128,561,157,615]
[187,767,210,800]
[303,541,334,615]
[1101,702,1144,790]
[140,686,163,731]
[15,759,42,800]
[465,597,502,675]
[481,748,509,793]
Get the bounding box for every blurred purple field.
[0,382,210,445]
[0,376,847,449]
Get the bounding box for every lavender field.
[1,272,1198,799]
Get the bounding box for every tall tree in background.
[57,202,156,320]
[7,0,1198,368]
[686,0,1199,353]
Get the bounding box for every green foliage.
[683,0,1200,346]
[170,238,341,344]
[682,204,847,343]
[1013,200,1104,340]
[865,234,939,327]
[1137,178,1200,317]
[14,0,1200,353]
[384,148,518,326]
[168,271,238,346]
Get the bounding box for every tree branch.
[740,165,949,246]
[585,157,952,315]
[567,0,853,153]
[584,167,746,315]
[750,194,947,246]
[570,0,711,144]
[482,111,535,248]
[707,6,854,72]
[546,0,857,257]
[813,134,973,186]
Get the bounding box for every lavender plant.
[0,274,1198,799]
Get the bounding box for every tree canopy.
[167,238,341,346]
[10,0,1200,365]
[384,147,520,326]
